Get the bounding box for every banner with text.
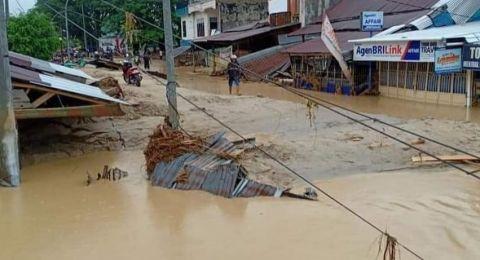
[435,48,463,74]
[353,41,437,62]
[463,44,480,71]
[321,15,352,82]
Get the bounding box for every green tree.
[7,11,61,60]
[34,0,179,50]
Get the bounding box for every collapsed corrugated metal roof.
[151,132,283,198]
[11,65,127,105]
[9,51,94,81]
[173,45,191,58]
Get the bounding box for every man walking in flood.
[227,55,241,95]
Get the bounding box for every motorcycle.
[122,61,142,87]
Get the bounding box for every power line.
[15,0,25,13]
[97,0,480,180]
[140,67,424,260]
[79,2,425,257]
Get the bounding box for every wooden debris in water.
[377,233,399,260]
[144,124,205,175]
[412,154,480,163]
[87,165,128,185]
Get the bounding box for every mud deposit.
[1,151,479,260]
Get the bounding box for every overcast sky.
[8,0,36,15]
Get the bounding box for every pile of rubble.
[144,124,204,174]
[144,124,316,200]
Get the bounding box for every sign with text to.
[361,11,384,32]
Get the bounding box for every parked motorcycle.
[122,61,142,87]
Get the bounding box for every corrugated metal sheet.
[11,65,127,105]
[243,52,291,80]
[9,51,94,80]
[235,179,279,197]
[288,9,430,37]
[351,20,480,43]
[201,164,239,198]
[173,46,191,58]
[443,0,480,24]
[194,23,301,43]
[322,0,438,23]
[150,132,283,199]
[284,31,373,54]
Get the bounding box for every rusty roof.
[288,9,432,37]
[194,22,301,44]
[319,0,439,23]
[243,52,291,80]
[9,51,94,81]
[283,31,373,55]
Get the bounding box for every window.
[209,17,218,33]
[196,18,205,37]
[182,21,187,38]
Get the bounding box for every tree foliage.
[33,0,180,50]
[7,11,61,60]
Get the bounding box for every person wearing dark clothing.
[144,52,151,70]
[227,55,241,95]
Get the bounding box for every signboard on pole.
[463,44,480,71]
[321,15,352,82]
[434,48,463,74]
[353,41,437,62]
[361,11,384,32]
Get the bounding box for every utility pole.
[81,4,88,52]
[162,0,180,129]
[4,0,8,21]
[0,0,20,187]
[65,0,70,60]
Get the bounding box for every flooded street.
[1,151,479,260]
[176,67,480,123]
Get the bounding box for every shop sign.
[353,41,437,62]
[361,11,384,32]
[463,44,480,71]
[434,48,463,74]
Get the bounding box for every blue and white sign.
[463,44,480,71]
[361,11,384,32]
[434,48,463,74]
[353,41,437,62]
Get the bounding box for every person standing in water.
[143,51,151,70]
[227,55,241,95]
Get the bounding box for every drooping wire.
[97,0,480,180]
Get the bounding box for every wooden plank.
[31,92,55,108]
[12,89,33,109]
[412,154,480,163]
[12,82,107,105]
[15,104,124,120]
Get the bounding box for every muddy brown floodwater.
[176,67,480,123]
[1,151,479,260]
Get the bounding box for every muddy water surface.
[1,151,479,260]
[176,67,480,123]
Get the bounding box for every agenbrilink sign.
[361,11,384,32]
[463,44,480,71]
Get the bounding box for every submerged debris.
[145,124,314,200]
[87,165,128,185]
[144,124,204,174]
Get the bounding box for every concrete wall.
[299,0,340,26]
[181,8,219,40]
[219,0,269,31]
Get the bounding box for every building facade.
[177,0,269,45]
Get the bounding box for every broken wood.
[412,154,480,163]
[32,92,55,108]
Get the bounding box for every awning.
[350,21,480,43]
